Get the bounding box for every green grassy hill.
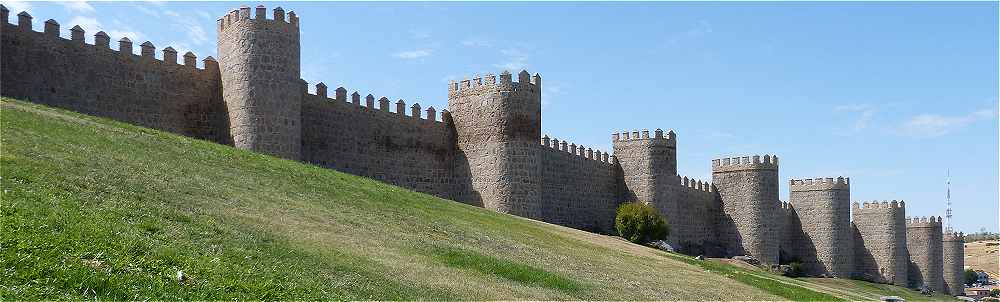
[0,99,955,300]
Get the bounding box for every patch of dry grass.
[966,240,999,277]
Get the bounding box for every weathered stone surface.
[852,201,908,286]
[942,232,965,296]
[907,216,944,292]
[217,7,302,160]
[712,155,781,265]
[787,177,853,277]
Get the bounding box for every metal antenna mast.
[945,169,953,233]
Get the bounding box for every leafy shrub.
[786,262,805,277]
[966,269,979,285]
[615,202,668,243]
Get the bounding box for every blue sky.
[6,1,998,233]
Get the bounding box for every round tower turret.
[788,177,853,277]
[217,5,302,159]
[942,232,965,296]
[712,155,781,264]
[906,216,944,292]
[447,71,543,218]
[851,200,908,285]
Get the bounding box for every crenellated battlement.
[942,231,964,242]
[611,128,676,147]
[447,70,540,97]
[540,135,614,164]
[905,216,943,227]
[217,5,298,33]
[0,9,216,71]
[789,177,850,192]
[0,4,970,289]
[303,82,446,123]
[852,200,906,211]
[711,154,778,172]
[677,175,714,193]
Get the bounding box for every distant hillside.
[966,240,1000,278]
[0,99,954,300]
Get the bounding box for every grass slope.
[0,99,932,300]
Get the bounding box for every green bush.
[966,269,979,285]
[786,262,805,277]
[615,202,668,243]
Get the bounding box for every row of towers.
[206,5,970,294]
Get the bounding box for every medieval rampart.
[539,137,619,232]
[712,155,781,264]
[0,11,228,143]
[788,177,853,277]
[942,232,965,296]
[852,201,907,285]
[300,87,457,198]
[0,6,965,290]
[906,216,944,292]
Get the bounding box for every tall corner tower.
[448,70,543,218]
[942,231,966,296]
[712,154,781,264]
[612,128,677,202]
[788,177,853,277]
[906,216,944,292]
[217,5,303,160]
[851,200,908,285]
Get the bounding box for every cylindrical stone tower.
[906,216,944,292]
[712,155,780,264]
[613,129,679,242]
[217,5,302,160]
[448,71,543,219]
[788,177,853,277]
[851,200,907,285]
[942,232,965,296]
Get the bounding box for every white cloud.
[108,30,145,44]
[460,37,492,48]
[393,49,432,59]
[835,104,877,131]
[409,29,431,40]
[60,0,94,13]
[3,0,31,15]
[164,10,208,45]
[542,84,563,109]
[493,48,529,71]
[132,4,161,18]
[68,16,101,32]
[665,20,713,47]
[899,109,996,137]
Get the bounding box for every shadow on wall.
[908,260,923,289]
[851,226,881,282]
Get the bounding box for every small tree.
[615,202,668,244]
[966,269,979,285]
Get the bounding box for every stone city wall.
[1,6,966,290]
[788,177,853,277]
[852,200,908,285]
[665,175,720,253]
[712,155,781,264]
[300,89,457,198]
[217,6,302,159]
[447,72,544,219]
[906,216,944,292]
[538,138,619,232]
[0,12,228,143]
[942,232,966,296]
